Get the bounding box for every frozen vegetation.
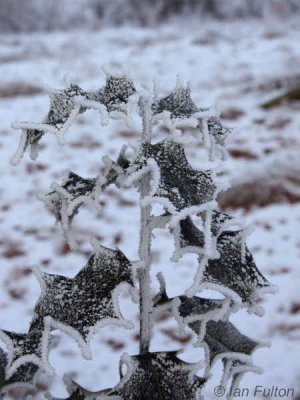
[0,15,299,399]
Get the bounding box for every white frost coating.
[152,111,200,141]
[111,282,136,330]
[140,94,153,142]
[186,256,209,298]
[247,285,279,316]
[156,272,166,298]
[195,109,219,120]
[216,218,245,238]
[145,158,160,197]
[118,353,136,385]
[43,307,133,362]
[12,121,59,135]
[47,175,105,244]
[50,182,71,199]
[137,95,154,355]
[11,102,81,158]
[189,298,231,345]
[170,298,186,333]
[125,158,160,198]
[57,104,81,144]
[10,129,28,165]
[168,201,217,228]
[102,155,114,170]
[125,159,178,215]
[209,351,253,377]
[191,282,243,309]
[236,225,255,263]
[1,369,41,393]
[200,116,210,150]
[226,364,263,400]
[74,96,109,126]
[204,210,214,258]
[124,92,139,129]
[31,266,47,291]
[140,195,176,214]
[221,359,233,389]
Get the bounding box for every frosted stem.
[140,96,152,143]
[138,96,153,354]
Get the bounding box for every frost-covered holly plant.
[1,72,276,399]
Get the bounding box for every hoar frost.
[1,74,275,399]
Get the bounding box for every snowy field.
[0,17,300,399]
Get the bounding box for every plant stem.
[138,96,152,354]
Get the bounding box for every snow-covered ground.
[0,17,300,399]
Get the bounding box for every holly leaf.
[0,329,52,379]
[0,347,40,393]
[33,245,134,359]
[129,139,216,212]
[173,213,272,308]
[44,147,130,235]
[44,172,98,233]
[87,74,136,113]
[152,85,198,118]
[199,320,260,367]
[152,275,230,344]
[201,229,272,307]
[114,351,206,400]
[11,74,136,164]
[174,296,230,342]
[11,83,86,164]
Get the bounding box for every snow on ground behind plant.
[0,17,300,399]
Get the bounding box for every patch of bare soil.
[0,82,43,98]
[218,177,300,211]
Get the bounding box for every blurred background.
[0,0,300,399]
